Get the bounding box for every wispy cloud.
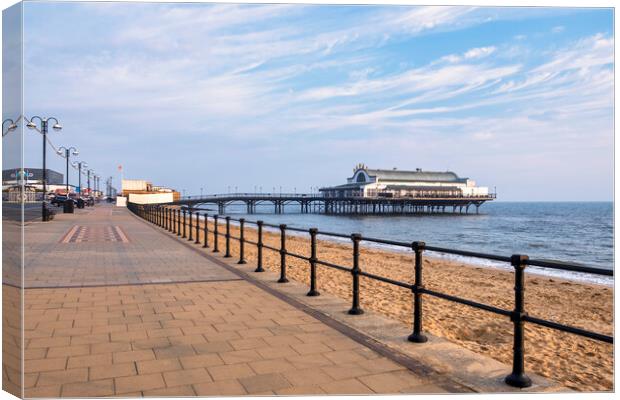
[21,3,613,200]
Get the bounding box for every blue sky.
[17,2,614,200]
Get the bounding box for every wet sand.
[180,215,613,391]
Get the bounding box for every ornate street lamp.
[86,169,93,194]
[26,116,62,221]
[56,146,78,193]
[2,118,17,137]
[71,161,87,195]
[93,175,99,198]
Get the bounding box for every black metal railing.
[129,203,613,389]
[176,192,497,201]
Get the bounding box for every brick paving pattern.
[21,205,448,396]
[24,206,238,288]
[60,225,129,244]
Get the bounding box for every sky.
[13,2,614,200]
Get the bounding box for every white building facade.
[320,164,490,198]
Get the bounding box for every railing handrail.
[129,202,613,390]
[176,192,497,201]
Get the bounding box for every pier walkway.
[19,204,451,397]
[173,192,495,215]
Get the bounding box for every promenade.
[20,204,450,397]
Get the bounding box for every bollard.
[203,213,209,248]
[195,212,200,244]
[505,255,532,388]
[177,210,181,236]
[255,221,264,272]
[238,219,247,264]
[277,224,289,283]
[188,209,193,241]
[224,216,232,258]
[408,241,427,343]
[348,233,364,315]
[307,228,320,296]
[213,215,219,252]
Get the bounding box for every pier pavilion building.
[319,164,489,199]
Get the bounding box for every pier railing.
[179,192,497,201]
[129,202,613,389]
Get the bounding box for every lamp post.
[26,116,62,221]
[86,169,93,194]
[2,118,17,137]
[56,146,78,193]
[72,161,87,195]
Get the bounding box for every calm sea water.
[202,201,613,284]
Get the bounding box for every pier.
[171,193,496,215]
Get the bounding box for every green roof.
[364,169,467,183]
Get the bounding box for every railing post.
[255,220,264,272]
[177,209,181,236]
[164,208,168,231]
[171,209,177,233]
[277,224,289,283]
[307,228,320,296]
[408,241,427,343]
[505,254,532,388]
[224,216,232,258]
[238,218,247,264]
[182,209,187,238]
[195,212,200,244]
[348,233,364,315]
[188,209,193,241]
[203,213,209,248]
[213,215,219,252]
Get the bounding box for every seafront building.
[119,178,180,205]
[320,163,490,198]
[2,168,75,201]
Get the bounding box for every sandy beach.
[178,215,613,391]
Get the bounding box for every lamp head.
[52,123,62,131]
[26,121,36,129]
[72,150,79,156]
[56,149,63,155]
[7,123,17,131]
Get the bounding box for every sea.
[198,201,614,286]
